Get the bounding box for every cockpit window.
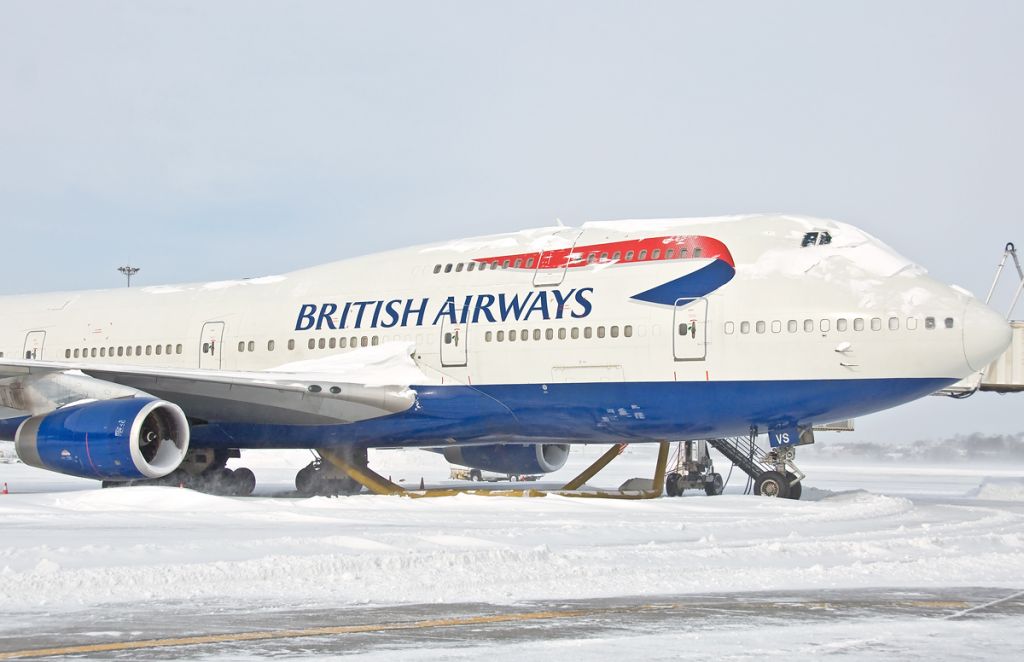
[801,231,832,247]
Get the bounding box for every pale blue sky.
[1,1,1021,441]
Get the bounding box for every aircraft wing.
[0,343,423,425]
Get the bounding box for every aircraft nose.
[962,298,1012,372]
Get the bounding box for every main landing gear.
[102,448,257,496]
[664,440,724,497]
[294,449,364,497]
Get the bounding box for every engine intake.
[15,398,190,481]
[443,443,570,475]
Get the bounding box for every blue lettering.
[472,294,496,323]
[295,304,317,331]
[315,303,338,330]
[432,297,458,325]
[524,291,550,321]
[338,302,352,329]
[351,301,373,328]
[370,300,384,328]
[403,298,428,326]
[380,299,402,328]
[551,288,575,319]
[498,292,532,321]
[571,287,594,319]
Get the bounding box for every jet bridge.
[939,242,1024,397]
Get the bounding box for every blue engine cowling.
[443,443,570,475]
[15,398,190,481]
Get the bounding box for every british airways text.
[295,288,594,331]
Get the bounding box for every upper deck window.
[801,231,833,247]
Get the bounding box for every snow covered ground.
[1,442,1023,658]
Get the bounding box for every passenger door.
[533,229,583,287]
[199,322,225,369]
[440,311,468,367]
[22,331,46,360]
[673,298,707,361]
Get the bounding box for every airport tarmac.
[0,588,1022,660]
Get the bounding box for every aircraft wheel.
[665,472,682,497]
[470,470,482,482]
[295,464,319,496]
[784,472,802,500]
[232,467,256,496]
[704,473,724,496]
[754,470,790,498]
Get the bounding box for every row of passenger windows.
[724,316,954,335]
[432,247,699,274]
[307,335,381,351]
[65,344,182,359]
[482,325,634,343]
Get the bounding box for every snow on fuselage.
[0,214,1011,448]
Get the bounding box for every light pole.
[117,265,140,288]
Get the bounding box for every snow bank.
[970,478,1024,501]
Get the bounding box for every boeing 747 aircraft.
[0,215,1012,499]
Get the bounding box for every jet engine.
[15,398,190,481]
[443,443,570,475]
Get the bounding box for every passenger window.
[340,337,348,348]
[889,317,899,331]
[485,331,493,342]
[526,258,535,268]
[455,263,464,272]
[803,319,814,333]
[497,330,505,342]
[73,349,80,358]
[837,319,848,332]
[246,341,254,352]
[117,347,124,357]
[907,317,918,330]
[693,248,702,258]
[665,249,675,259]
[740,321,750,334]
[945,317,954,329]
[329,337,336,349]
[520,329,528,341]
[514,259,523,268]
[155,345,162,356]
[267,340,275,351]
[372,336,379,346]
[509,330,517,342]
[571,328,580,339]
[318,338,326,349]
[624,325,633,337]
[361,336,369,347]
[611,326,619,338]
[625,251,634,260]
[597,326,606,338]
[127,346,133,357]
[308,339,316,350]
[652,249,661,259]
[433,265,442,274]
[444,264,453,273]
[65,349,71,359]
[238,341,245,352]
[176,344,183,354]
[638,250,647,260]
[584,327,593,339]
[612,251,622,261]
[533,329,541,340]
[93,348,99,357]
[756,321,766,334]
[467,262,476,272]
[101,347,107,357]
[871,318,882,331]
[351,336,358,347]
[558,328,567,340]
[599,252,609,262]
[546,328,554,340]
[725,321,735,334]
[787,320,797,333]
[854,318,864,331]
[925,316,935,330]
[820,319,830,332]
[587,254,597,264]
[288,339,296,350]
[771,321,782,333]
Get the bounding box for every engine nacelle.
[15,398,190,481]
[443,443,570,475]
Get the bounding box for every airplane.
[0,214,1012,499]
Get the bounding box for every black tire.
[784,472,802,500]
[469,470,482,482]
[232,467,256,496]
[665,472,682,497]
[295,464,319,496]
[704,473,724,496]
[754,470,790,498]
